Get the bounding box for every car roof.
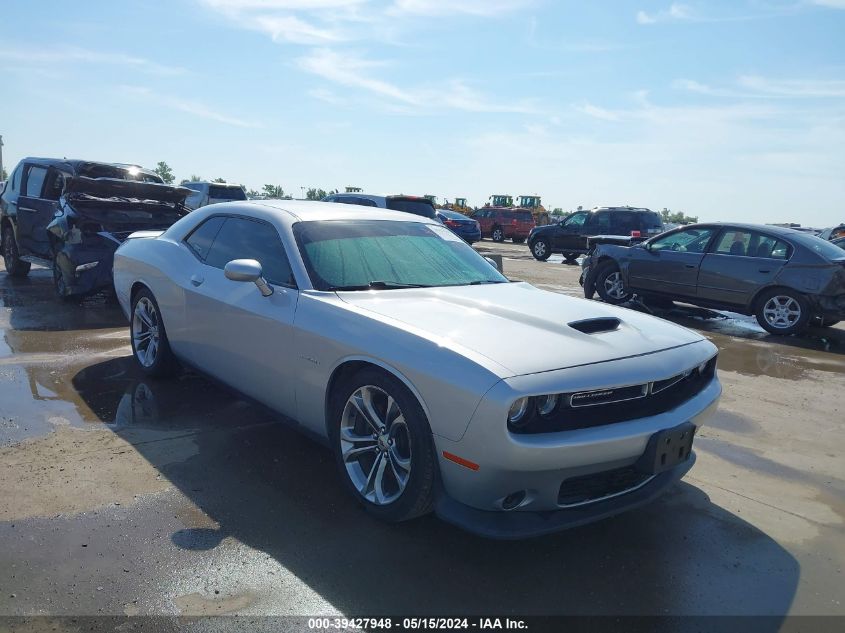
[592,206,656,213]
[17,157,156,176]
[183,181,242,186]
[683,222,811,238]
[198,199,438,227]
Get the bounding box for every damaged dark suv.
[1,158,190,299]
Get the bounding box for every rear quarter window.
[185,216,226,261]
[208,185,246,200]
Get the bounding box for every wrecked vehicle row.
[0,157,191,299]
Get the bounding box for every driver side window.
[649,227,716,253]
[563,212,588,228]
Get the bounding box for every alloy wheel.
[603,271,628,300]
[762,295,802,330]
[533,241,547,258]
[340,385,412,505]
[493,228,503,241]
[132,297,161,368]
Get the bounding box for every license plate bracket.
[636,422,696,475]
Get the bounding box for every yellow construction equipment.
[518,195,552,225]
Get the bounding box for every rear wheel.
[492,227,504,243]
[531,238,551,261]
[594,261,631,304]
[755,289,810,336]
[130,288,179,378]
[2,228,31,278]
[563,252,579,263]
[330,368,436,523]
[512,237,525,244]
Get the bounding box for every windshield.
[294,220,508,290]
[438,209,471,220]
[385,197,437,219]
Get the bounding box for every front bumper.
[435,452,695,539]
[431,342,720,534]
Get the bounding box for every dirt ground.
[0,242,843,622]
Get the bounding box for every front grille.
[558,466,653,507]
[510,356,717,434]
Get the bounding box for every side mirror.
[224,259,273,297]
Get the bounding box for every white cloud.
[636,3,692,24]
[389,0,533,17]
[738,75,845,98]
[675,76,845,99]
[810,0,845,8]
[297,49,537,113]
[0,45,185,75]
[574,102,620,121]
[121,86,259,127]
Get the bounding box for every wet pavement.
[0,251,843,620]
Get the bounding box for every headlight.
[507,397,531,425]
[536,394,558,416]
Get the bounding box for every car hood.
[338,282,705,377]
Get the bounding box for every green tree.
[212,177,226,183]
[154,161,175,184]
[660,208,698,224]
[263,184,286,198]
[305,187,328,200]
[551,208,565,216]
[1,167,8,181]
[180,174,203,185]
[246,189,261,198]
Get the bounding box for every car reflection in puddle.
[624,300,845,380]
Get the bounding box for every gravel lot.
[1,239,843,620]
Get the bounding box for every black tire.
[130,287,180,378]
[491,226,504,243]
[811,316,840,328]
[2,227,31,278]
[52,258,76,302]
[329,367,436,523]
[530,238,551,261]
[512,237,525,244]
[594,261,631,304]
[754,288,811,336]
[563,252,579,263]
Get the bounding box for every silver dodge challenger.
[113,200,721,538]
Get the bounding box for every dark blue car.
[435,209,481,243]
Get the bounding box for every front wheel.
[594,261,632,304]
[512,237,525,244]
[130,288,180,377]
[330,368,436,523]
[2,228,31,278]
[563,252,579,263]
[755,289,810,335]
[491,227,504,243]
[531,239,551,261]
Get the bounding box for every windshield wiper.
[328,281,430,291]
[468,279,508,285]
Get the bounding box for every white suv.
[323,193,438,220]
[182,181,247,210]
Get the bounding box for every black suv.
[1,158,190,299]
[527,206,664,262]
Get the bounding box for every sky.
[1,0,844,225]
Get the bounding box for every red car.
[473,207,536,243]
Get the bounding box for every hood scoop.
[568,317,621,334]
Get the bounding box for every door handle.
[684,264,696,269]
[190,275,204,287]
[758,269,771,273]
[19,207,37,213]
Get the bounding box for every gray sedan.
[582,222,845,335]
[113,200,720,538]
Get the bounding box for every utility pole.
[0,135,4,181]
